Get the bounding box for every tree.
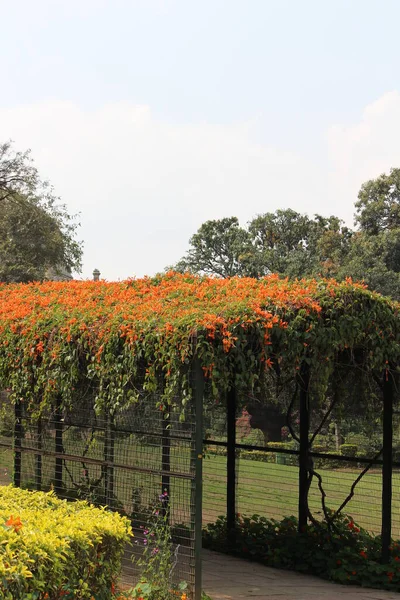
[338,230,400,299]
[174,210,352,280]
[172,169,400,301]
[173,217,258,277]
[0,142,43,203]
[248,210,352,278]
[0,141,82,282]
[355,168,400,235]
[336,168,400,299]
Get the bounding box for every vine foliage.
[0,272,399,417]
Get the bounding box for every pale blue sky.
[1,0,400,279]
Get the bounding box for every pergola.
[0,273,399,598]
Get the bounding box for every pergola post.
[35,417,42,491]
[104,409,115,507]
[227,385,237,545]
[298,361,310,532]
[161,409,171,502]
[381,368,394,563]
[159,369,171,517]
[54,396,64,495]
[13,399,22,488]
[192,359,204,600]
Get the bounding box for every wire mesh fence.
[201,382,399,542]
[1,366,400,591]
[0,387,199,596]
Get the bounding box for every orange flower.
[5,515,23,532]
[0,272,395,413]
[36,340,44,353]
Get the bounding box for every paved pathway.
[202,550,400,600]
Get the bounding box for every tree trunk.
[334,421,342,451]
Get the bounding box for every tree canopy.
[172,169,400,300]
[173,217,258,278]
[0,141,82,283]
[355,168,400,235]
[173,210,352,280]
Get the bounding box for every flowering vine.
[0,272,398,416]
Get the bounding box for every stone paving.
[202,550,400,600]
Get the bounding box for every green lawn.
[204,454,400,537]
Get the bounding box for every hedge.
[203,512,400,592]
[204,443,362,469]
[0,485,131,600]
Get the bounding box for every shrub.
[0,485,131,599]
[131,492,188,600]
[311,450,345,469]
[241,428,265,446]
[344,434,370,455]
[205,442,299,466]
[340,444,358,457]
[312,444,327,454]
[203,512,400,592]
[311,435,331,451]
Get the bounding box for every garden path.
[202,550,400,600]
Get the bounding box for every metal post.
[381,368,394,563]
[298,361,310,532]
[104,409,115,507]
[192,359,204,600]
[103,411,109,504]
[54,397,63,495]
[158,368,171,518]
[35,417,42,491]
[13,400,22,487]
[108,415,115,504]
[227,386,237,544]
[161,408,171,503]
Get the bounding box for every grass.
[203,455,397,536]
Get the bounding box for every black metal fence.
[202,373,400,562]
[0,365,204,599]
[1,365,399,591]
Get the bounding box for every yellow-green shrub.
[0,485,132,599]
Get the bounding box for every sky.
[1,0,400,280]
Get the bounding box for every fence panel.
[0,387,200,598]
